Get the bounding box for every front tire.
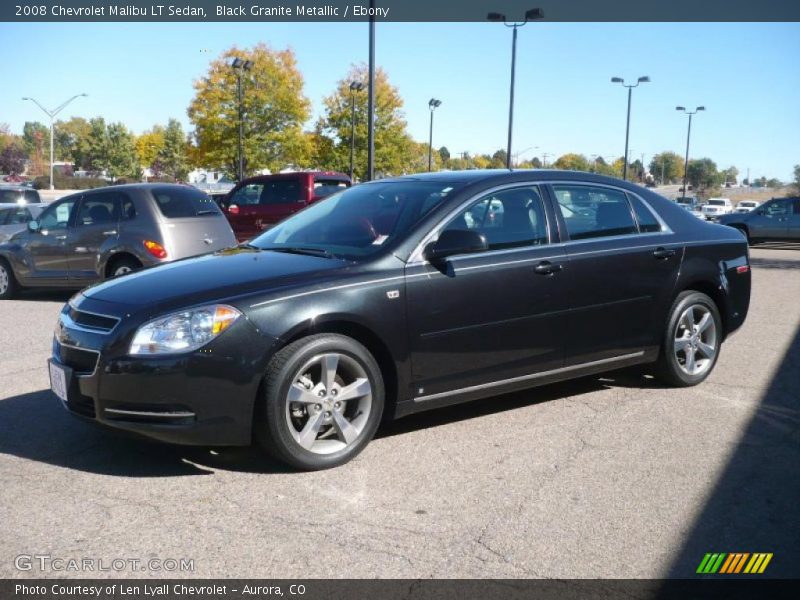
[0,258,19,300]
[656,291,722,387]
[256,334,385,470]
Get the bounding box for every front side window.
[313,178,349,198]
[763,199,790,216]
[441,186,548,250]
[229,184,263,206]
[39,198,77,231]
[554,185,637,240]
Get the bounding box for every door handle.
[653,247,676,259]
[55,235,67,241]
[102,230,117,236]
[534,261,562,275]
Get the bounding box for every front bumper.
[50,303,279,446]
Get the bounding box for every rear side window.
[151,186,221,218]
[313,178,349,198]
[553,185,637,240]
[77,192,121,226]
[260,179,302,205]
[629,195,662,233]
[23,190,40,203]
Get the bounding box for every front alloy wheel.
[0,260,18,300]
[257,334,384,470]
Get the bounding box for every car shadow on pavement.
[17,289,74,303]
[750,257,800,270]
[0,369,651,477]
[0,388,293,476]
[659,324,800,583]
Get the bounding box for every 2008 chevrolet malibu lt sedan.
[49,170,751,470]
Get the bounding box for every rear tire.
[656,291,722,387]
[256,334,384,471]
[0,258,19,300]
[106,256,142,278]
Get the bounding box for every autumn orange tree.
[188,44,311,178]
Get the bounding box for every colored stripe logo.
[696,552,773,574]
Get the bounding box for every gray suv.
[0,184,237,299]
[717,196,800,243]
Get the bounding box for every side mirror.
[27,220,40,233]
[424,229,488,262]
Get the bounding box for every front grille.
[68,307,119,332]
[55,340,99,374]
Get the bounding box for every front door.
[749,198,792,239]
[406,185,568,399]
[22,197,78,284]
[549,183,682,365]
[68,191,122,283]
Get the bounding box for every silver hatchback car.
[0,184,237,299]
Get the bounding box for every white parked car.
[701,198,733,220]
[734,200,760,214]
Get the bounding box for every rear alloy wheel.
[257,334,384,470]
[657,291,722,387]
[0,259,19,300]
[108,257,141,278]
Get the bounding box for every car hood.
[81,247,352,312]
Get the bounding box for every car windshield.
[249,181,455,259]
[708,200,727,206]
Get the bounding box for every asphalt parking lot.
[1,245,798,579]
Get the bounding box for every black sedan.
[49,170,751,470]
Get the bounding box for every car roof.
[0,185,34,192]
[0,202,47,208]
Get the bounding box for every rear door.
[67,191,122,283]
[226,177,306,240]
[149,186,236,258]
[787,198,800,240]
[549,183,682,365]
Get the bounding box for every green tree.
[188,43,311,178]
[314,63,414,179]
[686,158,721,190]
[553,153,590,172]
[54,117,91,165]
[438,146,450,165]
[766,178,782,188]
[721,166,739,185]
[22,122,50,158]
[491,149,508,168]
[794,164,800,194]
[84,117,109,174]
[649,151,684,184]
[156,119,190,180]
[106,123,140,181]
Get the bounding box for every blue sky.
[1,22,798,180]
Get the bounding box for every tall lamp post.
[22,93,87,190]
[231,57,253,182]
[349,81,365,181]
[488,7,544,170]
[676,105,705,200]
[427,98,442,172]
[610,75,649,180]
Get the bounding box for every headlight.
[129,304,242,355]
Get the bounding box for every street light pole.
[366,0,376,181]
[231,57,253,182]
[488,7,544,170]
[427,98,442,172]
[22,93,87,189]
[349,82,364,181]
[611,75,650,180]
[676,105,705,201]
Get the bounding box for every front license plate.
[49,361,68,404]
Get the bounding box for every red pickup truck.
[220,171,351,241]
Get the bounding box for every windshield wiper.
[267,246,336,259]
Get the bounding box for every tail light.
[143,240,168,259]
[228,204,240,216]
